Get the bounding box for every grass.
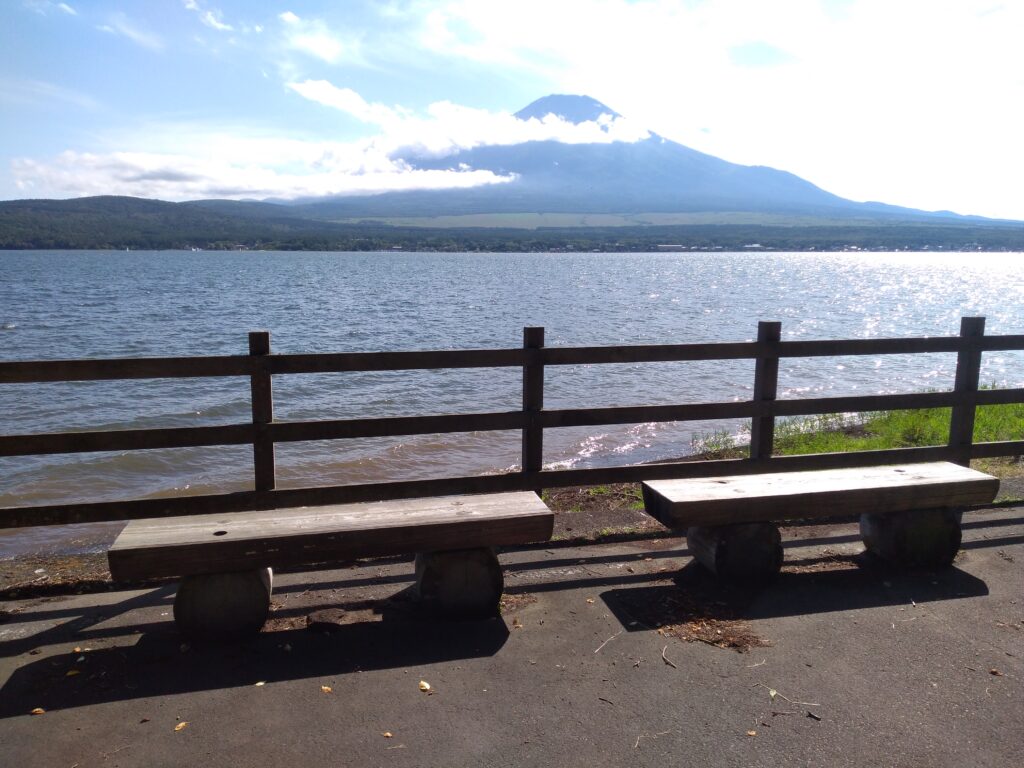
[772,399,1024,456]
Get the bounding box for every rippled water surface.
[2,250,1023,554]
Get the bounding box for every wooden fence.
[2,317,1023,528]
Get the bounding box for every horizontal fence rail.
[2,317,1023,528]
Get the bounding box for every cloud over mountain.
[12,90,650,201]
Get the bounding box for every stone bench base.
[172,547,504,641]
[684,509,964,582]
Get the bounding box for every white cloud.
[97,12,164,51]
[11,137,516,202]
[11,79,653,202]
[286,81,408,127]
[0,77,98,110]
[23,0,76,15]
[183,1,233,32]
[287,80,649,158]
[277,11,348,64]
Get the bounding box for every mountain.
[281,95,981,222]
[513,94,621,123]
[2,94,1022,251]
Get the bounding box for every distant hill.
[1,94,1022,251]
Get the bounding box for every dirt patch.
[0,552,120,598]
[500,592,537,613]
[781,549,862,575]
[607,572,770,653]
[543,484,666,540]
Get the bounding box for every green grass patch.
[772,399,1024,456]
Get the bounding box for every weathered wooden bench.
[107,491,554,640]
[642,462,999,579]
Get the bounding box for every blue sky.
[2,0,1022,219]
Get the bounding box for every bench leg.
[686,523,783,581]
[414,547,503,619]
[860,509,962,568]
[173,567,273,641]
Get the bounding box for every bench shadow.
[601,556,990,635]
[0,590,508,719]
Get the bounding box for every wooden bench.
[107,491,554,640]
[641,462,999,579]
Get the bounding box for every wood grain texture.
[642,462,999,528]
[107,491,554,580]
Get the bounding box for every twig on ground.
[746,658,767,668]
[755,683,819,707]
[634,730,671,749]
[598,697,614,705]
[594,630,623,654]
[661,645,677,669]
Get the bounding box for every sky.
[1,0,1022,219]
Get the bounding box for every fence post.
[249,331,275,492]
[948,316,985,466]
[522,327,545,482]
[750,320,781,462]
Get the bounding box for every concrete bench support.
[173,567,273,641]
[686,523,783,581]
[414,547,503,619]
[860,509,962,568]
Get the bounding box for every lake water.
[2,250,1023,556]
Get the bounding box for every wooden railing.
[2,317,1023,528]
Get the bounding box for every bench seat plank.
[107,491,553,581]
[642,462,999,529]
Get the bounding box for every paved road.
[1,506,1021,767]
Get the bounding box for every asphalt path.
[1,506,1021,767]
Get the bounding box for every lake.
[2,250,1023,556]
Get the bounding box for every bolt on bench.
[107,492,554,640]
[641,462,999,579]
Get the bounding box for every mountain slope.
[286,95,970,221]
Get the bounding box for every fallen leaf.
[382,732,393,738]
[73,647,81,653]
[66,670,81,677]
[989,669,1003,676]
[139,718,150,724]
[30,708,45,715]
[586,598,595,604]
[746,730,757,737]
[254,681,266,687]
[174,722,189,732]
[807,711,822,721]
[418,680,431,692]
[512,617,523,629]
[768,688,778,701]
[321,685,333,694]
